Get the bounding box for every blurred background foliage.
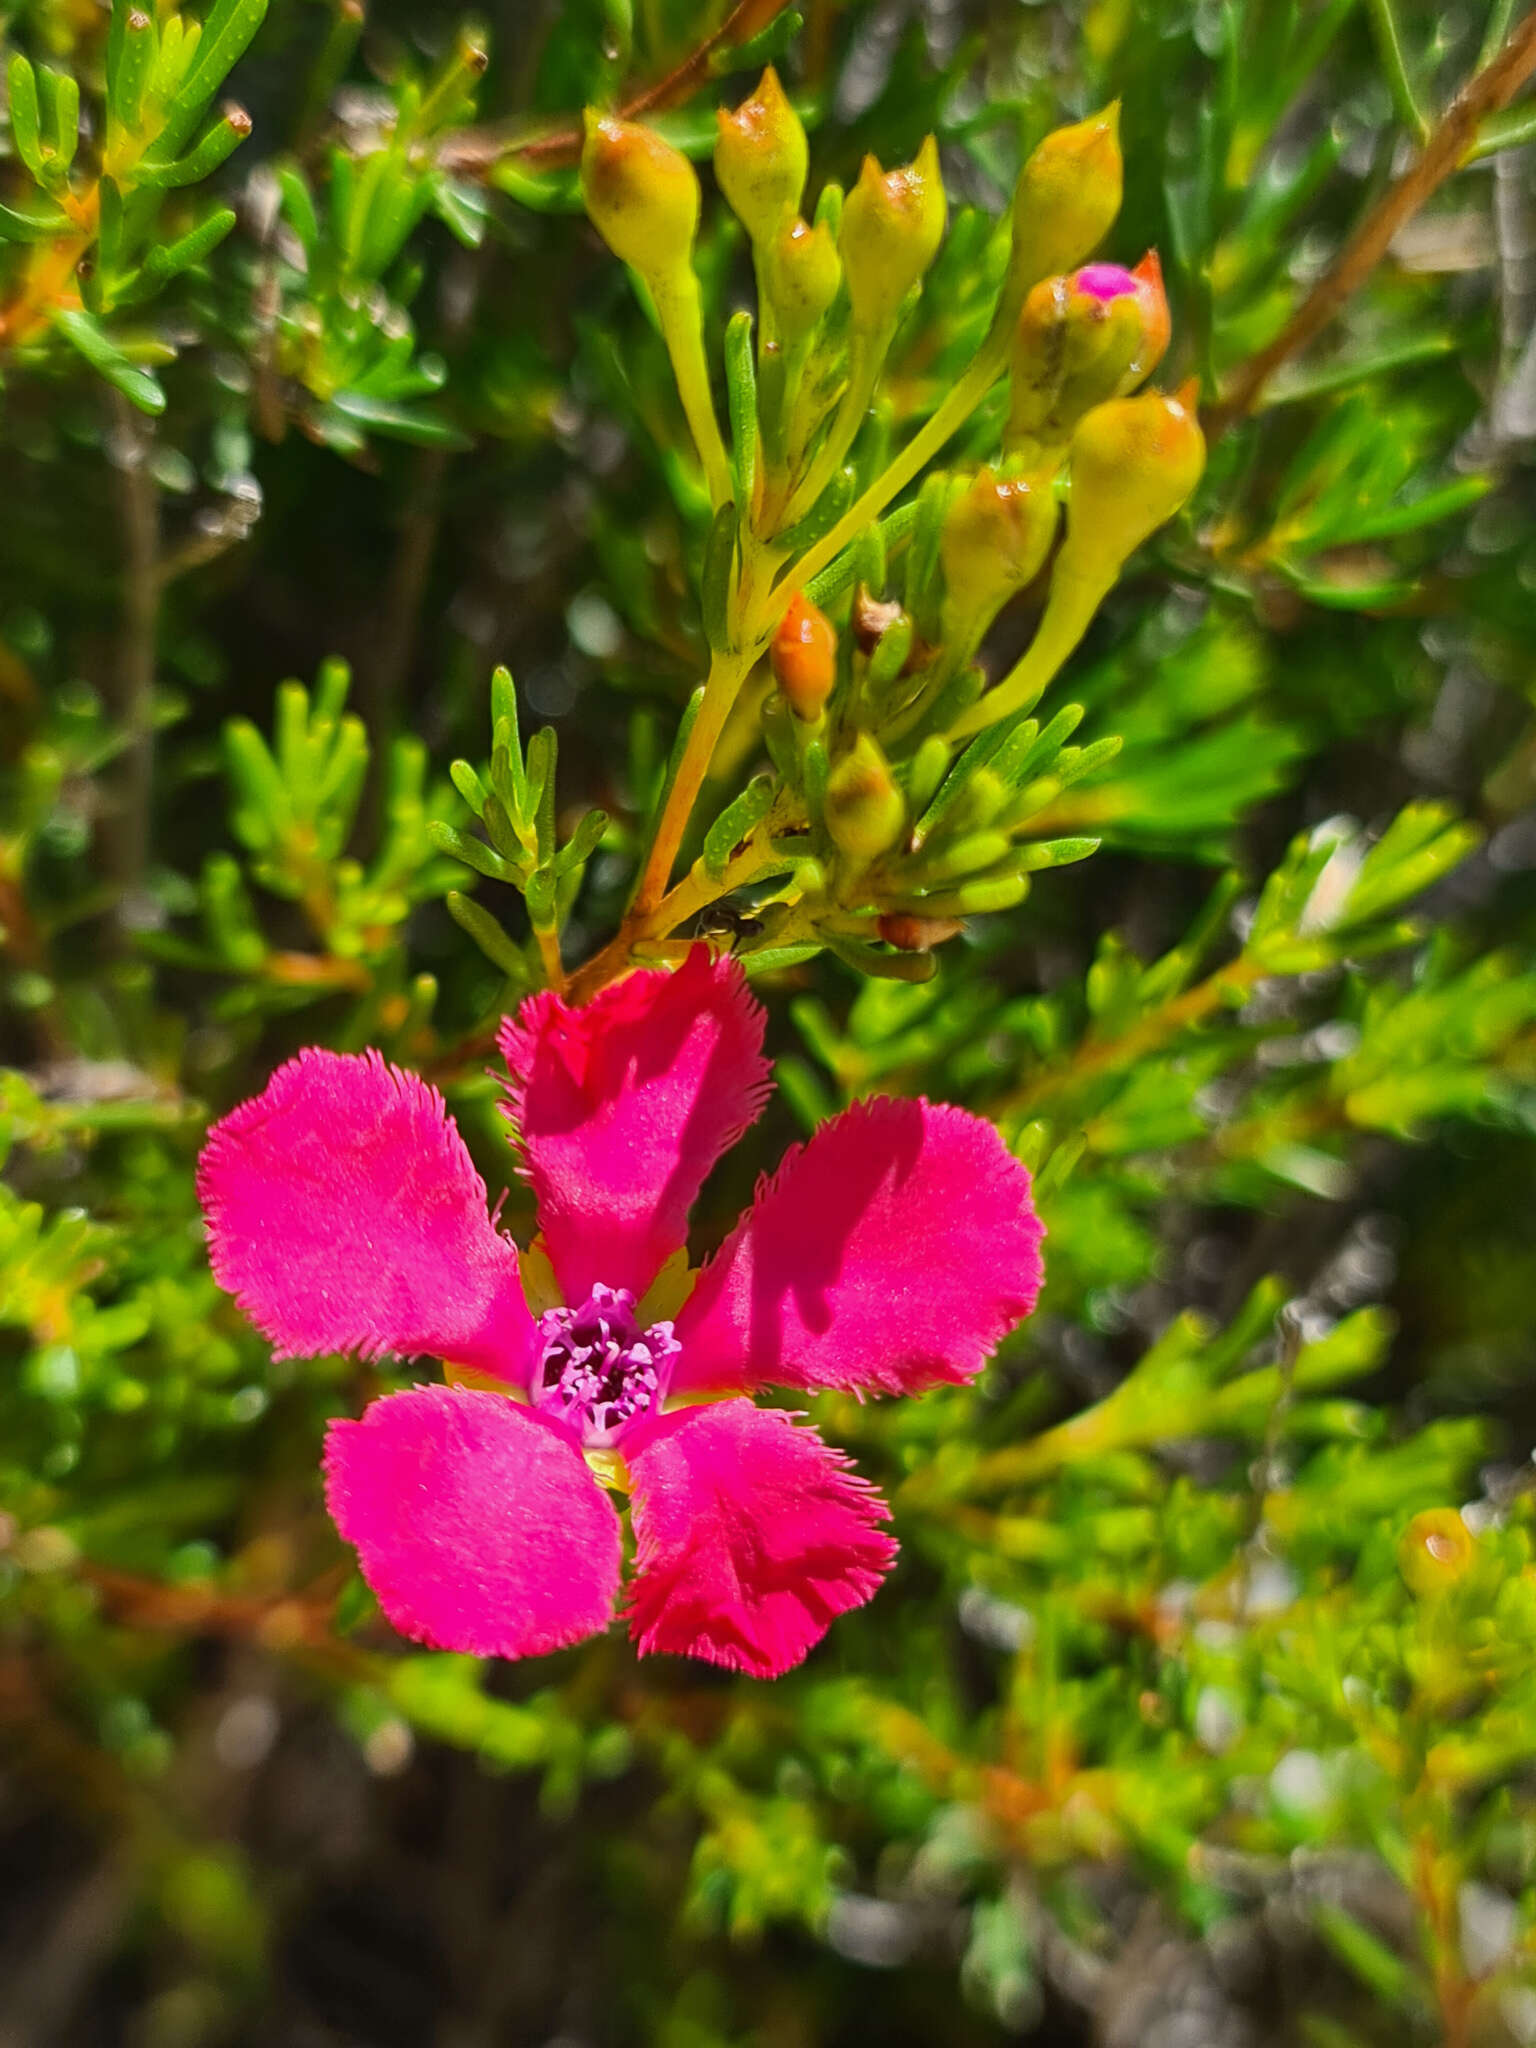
[2,0,1536,2043]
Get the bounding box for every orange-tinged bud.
[581,110,700,279]
[1061,385,1205,574]
[1400,1508,1476,1598]
[1124,250,1170,386]
[1008,105,1122,301]
[825,732,905,859]
[715,66,807,243]
[765,215,842,341]
[839,134,946,332]
[878,912,965,952]
[772,592,838,720]
[940,470,1058,646]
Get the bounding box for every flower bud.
[1399,1508,1476,1599]
[878,912,964,952]
[581,110,699,280]
[839,134,946,333]
[1007,105,1122,302]
[825,733,905,859]
[764,215,842,341]
[1007,255,1167,456]
[771,592,838,721]
[1071,255,1169,385]
[852,586,906,654]
[1119,251,1170,386]
[940,470,1058,647]
[1060,383,1204,576]
[715,66,807,243]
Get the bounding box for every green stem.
[1470,98,1536,159]
[1367,0,1433,142]
[779,319,888,528]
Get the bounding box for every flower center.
[531,1282,680,1448]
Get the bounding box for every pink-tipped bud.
[1061,383,1205,576]
[1007,105,1122,301]
[839,134,946,332]
[772,592,838,721]
[1008,252,1170,455]
[581,110,700,281]
[765,215,841,341]
[825,732,905,859]
[715,66,807,243]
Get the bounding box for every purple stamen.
[532,1282,681,1449]
[1073,262,1138,303]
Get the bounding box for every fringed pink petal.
[625,1400,895,1679]
[498,947,771,1303]
[673,1097,1044,1398]
[198,1049,535,1383]
[325,1385,620,1659]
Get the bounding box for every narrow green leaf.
[8,57,45,181]
[38,67,79,170]
[701,501,737,652]
[324,391,471,448]
[136,103,252,187]
[54,308,166,414]
[144,204,236,280]
[276,163,319,258]
[108,4,158,135]
[165,0,267,141]
[449,759,488,815]
[702,774,776,879]
[0,195,75,241]
[553,807,610,877]
[446,892,530,984]
[725,309,758,514]
[426,821,515,883]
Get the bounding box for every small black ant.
[696,900,766,954]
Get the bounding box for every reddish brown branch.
[80,1562,343,1651]
[439,0,795,177]
[1208,8,1536,436]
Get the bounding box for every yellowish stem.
[776,321,1013,610]
[633,646,753,914]
[655,269,733,509]
[947,562,1111,740]
[533,921,566,994]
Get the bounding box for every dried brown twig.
[438,0,795,177]
[1209,7,1536,435]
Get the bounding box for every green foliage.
[3,0,1536,2041]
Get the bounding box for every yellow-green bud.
[1399,1508,1476,1599]
[765,215,842,341]
[715,66,807,243]
[825,733,905,859]
[940,470,1058,647]
[838,134,946,333]
[1008,105,1122,303]
[1059,383,1205,577]
[581,110,699,281]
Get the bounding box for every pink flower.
[197,950,1043,1678]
